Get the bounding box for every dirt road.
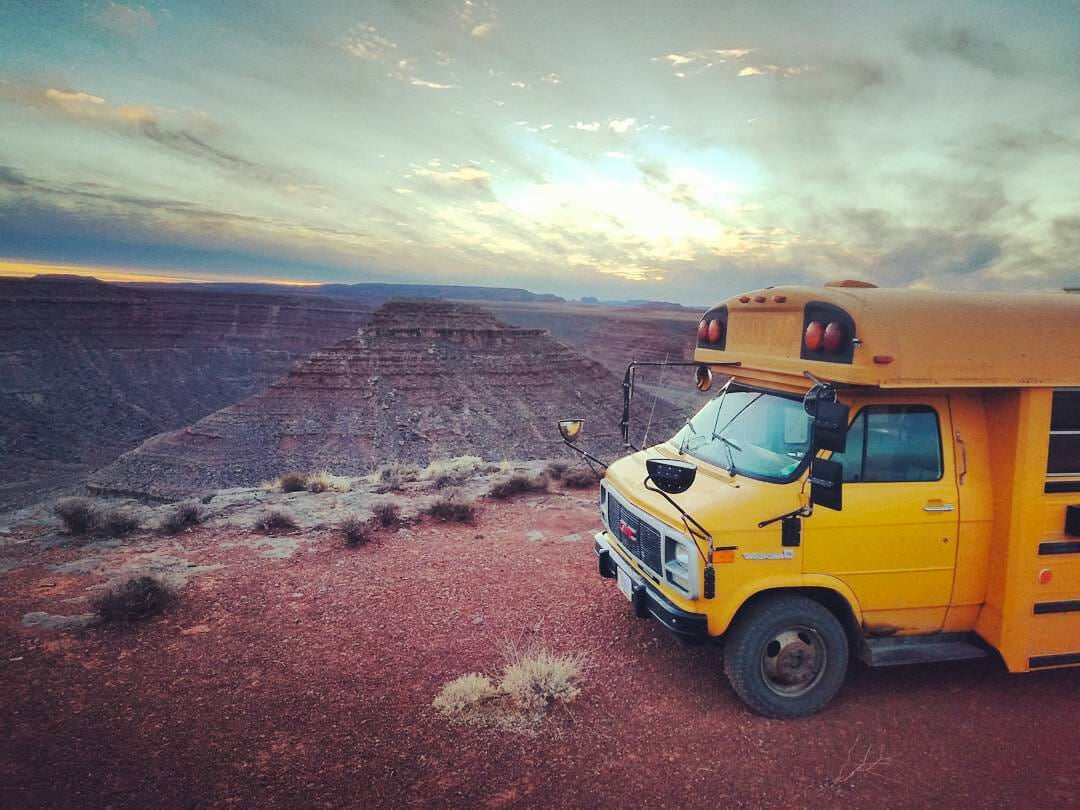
[2,490,1077,808]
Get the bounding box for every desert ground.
[2,464,1076,809]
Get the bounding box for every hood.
[603,442,804,538]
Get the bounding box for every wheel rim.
[758,624,828,698]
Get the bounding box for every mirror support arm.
[560,437,609,470]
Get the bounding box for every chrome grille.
[606,491,663,574]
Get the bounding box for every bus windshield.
[670,386,811,482]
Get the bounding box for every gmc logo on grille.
[618,519,636,541]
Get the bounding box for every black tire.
[723,594,849,719]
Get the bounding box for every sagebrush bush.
[373,502,402,528]
[103,508,140,538]
[488,474,548,500]
[253,509,298,533]
[160,501,202,535]
[432,673,499,721]
[375,463,421,492]
[426,496,476,523]
[424,456,486,488]
[54,497,99,535]
[92,576,174,625]
[277,471,309,493]
[561,468,597,489]
[307,469,350,493]
[545,461,569,481]
[341,515,372,547]
[499,646,584,713]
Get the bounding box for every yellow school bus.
[562,281,1080,717]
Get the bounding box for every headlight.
[664,537,693,593]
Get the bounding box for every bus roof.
[693,284,1080,389]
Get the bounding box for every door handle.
[923,502,955,512]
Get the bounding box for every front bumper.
[594,532,709,642]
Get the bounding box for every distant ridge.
[128,280,566,304]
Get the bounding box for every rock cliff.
[89,300,681,499]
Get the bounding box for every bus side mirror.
[810,457,843,511]
[811,399,849,453]
[558,419,584,443]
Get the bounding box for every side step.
[862,633,990,668]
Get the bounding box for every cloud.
[459,1,497,38]
[91,2,155,36]
[342,23,397,61]
[608,118,636,133]
[738,63,812,78]
[540,73,560,85]
[510,80,529,89]
[571,121,600,132]
[906,20,1021,77]
[0,82,298,185]
[652,48,753,78]
[410,165,493,195]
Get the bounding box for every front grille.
[607,491,663,574]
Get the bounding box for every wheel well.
[734,587,864,650]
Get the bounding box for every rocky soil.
[1,469,1077,809]
[0,276,372,509]
[88,300,682,500]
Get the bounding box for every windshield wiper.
[717,434,740,477]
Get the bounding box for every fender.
[709,573,865,637]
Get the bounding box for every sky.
[1,1,1079,303]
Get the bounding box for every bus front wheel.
[723,594,849,719]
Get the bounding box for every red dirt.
[2,491,1078,808]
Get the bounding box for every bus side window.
[831,405,943,483]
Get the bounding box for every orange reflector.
[873,355,894,365]
[772,295,787,303]
[753,295,766,303]
[1038,568,1053,585]
[738,296,750,303]
[712,549,735,564]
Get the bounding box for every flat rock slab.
[21,611,98,631]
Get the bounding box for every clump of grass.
[374,463,422,492]
[277,471,309,493]
[54,497,99,536]
[92,576,174,625]
[373,502,402,528]
[253,509,298,533]
[432,645,584,732]
[562,468,597,489]
[341,515,373,547]
[103,508,140,538]
[308,469,351,493]
[160,501,202,535]
[499,645,583,713]
[488,474,548,500]
[545,461,569,481]
[432,673,500,723]
[426,495,476,523]
[424,455,486,488]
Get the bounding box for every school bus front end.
[570,282,1080,719]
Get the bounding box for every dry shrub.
[499,646,583,713]
[341,515,373,547]
[375,463,421,492]
[432,673,500,722]
[424,456,486,488]
[308,469,350,493]
[545,461,569,480]
[103,508,140,538]
[373,502,402,528]
[433,645,584,733]
[488,474,548,500]
[54,497,99,535]
[160,502,202,535]
[92,576,174,625]
[277,471,309,493]
[426,496,476,523]
[562,468,597,489]
[254,509,298,533]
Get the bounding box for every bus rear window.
[1049,390,1080,476]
